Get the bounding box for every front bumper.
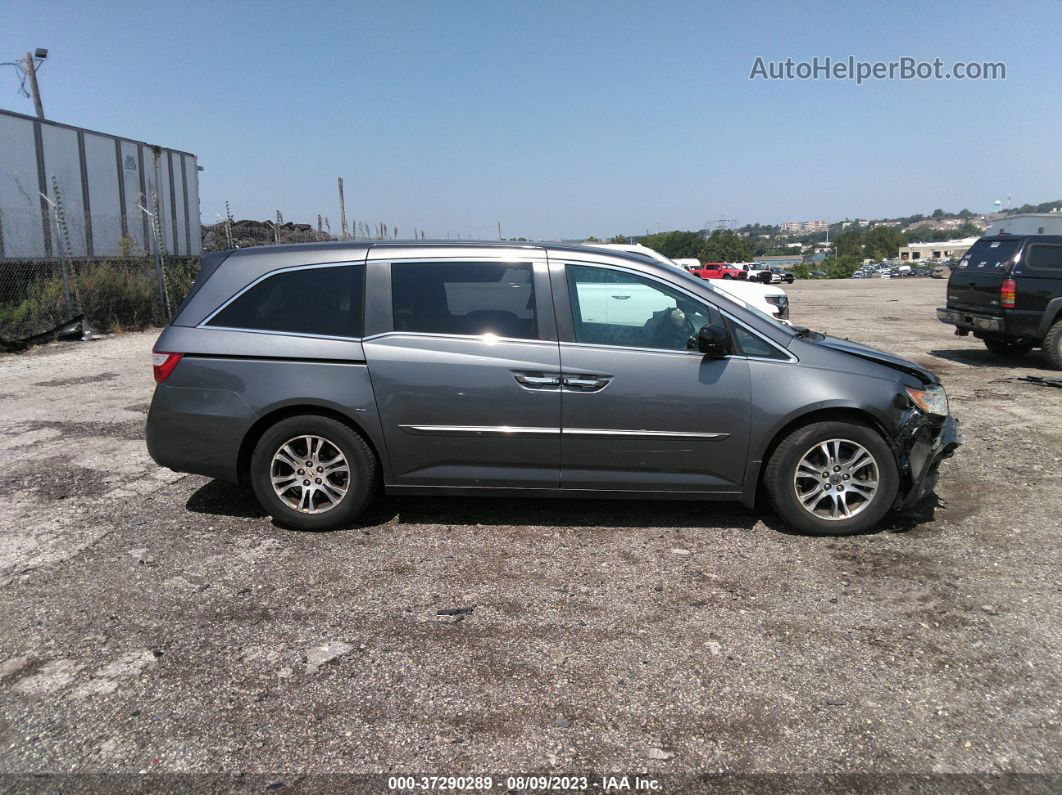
[895,413,961,510]
[937,307,1004,333]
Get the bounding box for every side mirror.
[697,324,730,357]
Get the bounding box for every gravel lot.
[1,278,1060,785]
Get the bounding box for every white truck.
[583,244,791,322]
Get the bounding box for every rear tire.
[1043,319,1062,370]
[250,415,377,530]
[982,335,1034,360]
[764,420,899,536]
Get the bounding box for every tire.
[764,420,899,536]
[723,274,733,279]
[250,415,377,530]
[982,335,1034,360]
[1043,318,1062,370]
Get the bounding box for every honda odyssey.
[147,241,959,535]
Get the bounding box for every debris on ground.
[304,641,354,673]
[0,315,92,353]
[1017,375,1062,389]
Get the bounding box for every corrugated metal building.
[0,108,201,259]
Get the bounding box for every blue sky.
[4,0,1060,239]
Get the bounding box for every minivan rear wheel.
[250,415,377,530]
[764,421,898,535]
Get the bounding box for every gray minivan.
[147,241,959,535]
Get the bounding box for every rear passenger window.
[391,262,537,339]
[1024,244,1062,272]
[208,264,364,337]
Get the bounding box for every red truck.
[688,262,746,280]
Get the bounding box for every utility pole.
[23,51,45,119]
[497,221,502,241]
[337,177,349,240]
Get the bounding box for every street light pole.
[23,51,45,119]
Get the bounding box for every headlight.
[906,384,949,417]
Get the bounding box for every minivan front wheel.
[764,421,898,535]
[250,415,377,530]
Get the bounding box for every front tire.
[250,415,377,530]
[764,421,899,536]
[982,335,1034,360]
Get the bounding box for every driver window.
[565,264,712,351]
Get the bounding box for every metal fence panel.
[0,113,45,258]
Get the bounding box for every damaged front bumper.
[894,412,962,510]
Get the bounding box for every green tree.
[863,226,905,260]
[834,228,865,258]
[822,255,863,279]
[641,230,705,259]
[697,229,754,263]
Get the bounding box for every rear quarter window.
[207,264,365,337]
[1023,244,1062,272]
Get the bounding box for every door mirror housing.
[697,324,730,357]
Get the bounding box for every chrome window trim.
[363,330,557,347]
[198,260,364,334]
[201,326,363,343]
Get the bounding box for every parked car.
[147,241,959,536]
[937,234,1062,368]
[770,267,796,284]
[745,264,781,284]
[931,265,951,279]
[691,262,746,280]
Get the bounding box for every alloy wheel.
[270,435,349,514]
[793,438,879,520]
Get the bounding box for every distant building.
[780,220,829,233]
[898,237,979,262]
[753,254,803,268]
[985,212,1062,236]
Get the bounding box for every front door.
[555,261,751,493]
[364,256,561,488]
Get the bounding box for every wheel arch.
[740,405,894,509]
[236,404,384,485]
[1037,297,1062,339]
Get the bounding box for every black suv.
[937,235,1062,368]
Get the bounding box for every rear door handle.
[611,294,631,300]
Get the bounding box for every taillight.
[152,351,183,383]
[1000,278,1016,309]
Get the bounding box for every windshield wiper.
[792,325,825,340]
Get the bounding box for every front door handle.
[515,373,561,388]
[562,375,611,391]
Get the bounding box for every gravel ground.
[0,278,1059,787]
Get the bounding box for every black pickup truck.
[937,234,1062,369]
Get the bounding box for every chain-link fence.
[0,207,199,343]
